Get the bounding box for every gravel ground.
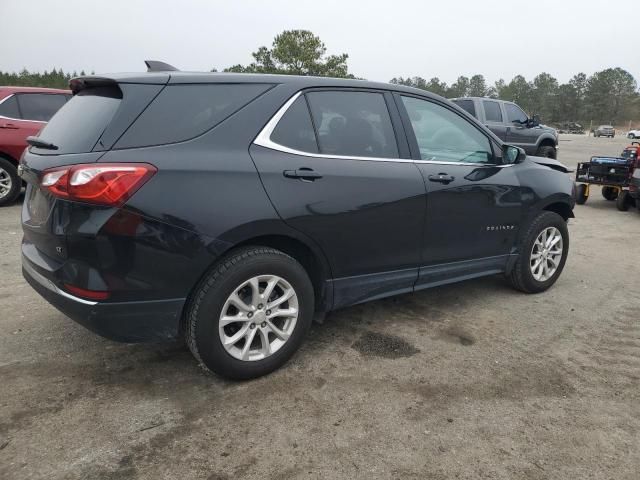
[1,134,639,479]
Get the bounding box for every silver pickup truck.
[451,97,559,159]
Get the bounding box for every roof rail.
[144,60,179,72]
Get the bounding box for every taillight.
[41,163,157,207]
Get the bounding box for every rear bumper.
[23,256,185,342]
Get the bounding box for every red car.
[0,86,71,206]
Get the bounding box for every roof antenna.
[144,60,179,72]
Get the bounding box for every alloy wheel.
[530,227,563,282]
[219,275,299,361]
[0,167,12,199]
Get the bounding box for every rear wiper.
[26,136,59,150]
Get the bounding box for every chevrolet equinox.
[20,66,575,379]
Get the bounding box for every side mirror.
[503,145,526,164]
[530,115,540,127]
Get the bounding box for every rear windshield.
[32,86,121,155]
[114,83,271,149]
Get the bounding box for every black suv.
[20,69,575,379]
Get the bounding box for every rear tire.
[602,186,618,201]
[0,157,20,207]
[536,145,557,159]
[575,184,588,205]
[616,190,630,211]
[507,211,569,294]
[185,246,314,380]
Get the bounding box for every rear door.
[481,99,508,141]
[250,88,426,307]
[395,94,523,286]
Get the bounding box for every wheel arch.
[537,136,557,149]
[180,227,333,336]
[0,150,18,165]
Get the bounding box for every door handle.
[428,173,455,184]
[0,122,19,129]
[283,168,323,181]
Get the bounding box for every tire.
[601,186,618,201]
[628,133,636,139]
[536,145,557,159]
[507,211,569,294]
[575,184,588,205]
[185,246,314,380]
[0,157,21,207]
[616,190,630,211]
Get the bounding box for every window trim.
[255,90,412,163]
[255,90,511,167]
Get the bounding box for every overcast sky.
[1,0,637,85]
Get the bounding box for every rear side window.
[483,100,503,123]
[306,91,398,158]
[452,99,476,118]
[270,96,318,153]
[33,86,122,155]
[0,96,20,119]
[505,103,527,124]
[116,83,271,149]
[17,93,67,121]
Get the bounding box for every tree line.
[2,30,638,127]
[0,69,89,90]
[390,69,639,127]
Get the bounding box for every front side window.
[270,96,318,153]
[17,93,67,121]
[505,103,528,124]
[401,96,493,164]
[306,91,398,158]
[483,100,503,123]
[0,96,20,119]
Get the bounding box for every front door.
[251,89,426,307]
[395,94,523,287]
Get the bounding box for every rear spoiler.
[144,60,179,72]
[69,61,177,94]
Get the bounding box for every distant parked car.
[593,125,615,138]
[451,97,559,158]
[0,86,71,206]
[627,128,640,139]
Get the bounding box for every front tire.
[0,157,21,207]
[507,211,569,294]
[185,246,314,380]
[536,145,557,159]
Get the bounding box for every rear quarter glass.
[114,83,273,149]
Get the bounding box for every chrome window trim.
[22,258,98,306]
[253,90,510,168]
[0,93,55,124]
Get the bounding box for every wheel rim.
[219,275,299,361]
[530,227,563,282]
[0,167,12,199]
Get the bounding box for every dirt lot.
[1,134,639,480]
